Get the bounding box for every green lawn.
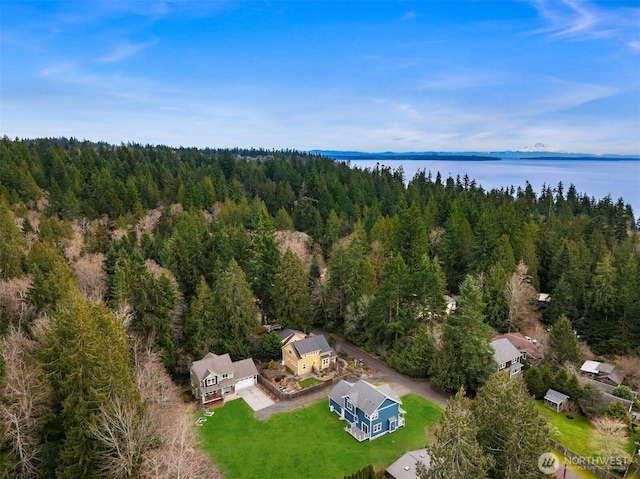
[299,377,323,388]
[536,401,636,458]
[536,401,597,458]
[197,394,443,479]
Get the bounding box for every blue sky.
[1,1,639,154]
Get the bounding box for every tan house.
[279,329,336,375]
[190,353,258,405]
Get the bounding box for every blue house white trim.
[328,379,405,441]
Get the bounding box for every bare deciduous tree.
[73,253,107,303]
[503,261,538,332]
[88,394,156,479]
[0,328,52,479]
[132,342,222,479]
[0,277,34,329]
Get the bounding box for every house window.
[288,349,292,355]
[373,423,382,433]
[312,360,316,367]
[371,412,378,420]
[499,362,506,370]
[364,412,369,420]
[222,373,229,379]
[205,378,216,386]
[322,358,329,365]
[302,363,307,370]
[522,352,527,359]
[346,398,352,411]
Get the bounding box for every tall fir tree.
[274,248,311,332]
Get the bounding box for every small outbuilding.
[544,388,570,413]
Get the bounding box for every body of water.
[343,158,640,216]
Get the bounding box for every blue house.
[328,379,405,441]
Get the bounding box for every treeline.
[1,136,640,476]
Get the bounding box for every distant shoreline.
[316,151,640,162]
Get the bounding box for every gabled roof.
[233,358,259,379]
[494,332,542,360]
[387,449,431,479]
[580,361,621,385]
[544,388,569,405]
[190,353,257,382]
[490,338,522,365]
[329,379,401,416]
[290,335,336,359]
[278,328,304,342]
[191,353,234,381]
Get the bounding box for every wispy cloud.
[98,40,157,63]
[530,0,640,50]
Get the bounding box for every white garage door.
[235,376,256,390]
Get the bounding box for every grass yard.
[299,377,323,388]
[536,401,597,458]
[196,394,442,479]
[536,401,637,458]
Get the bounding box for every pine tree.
[274,248,311,332]
[548,315,580,366]
[211,259,257,360]
[422,389,493,479]
[472,372,549,479]
[431,276,494,394]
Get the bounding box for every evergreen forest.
[1,136,639,478]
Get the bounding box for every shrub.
[268,359,277,370]
[605,401,632,429]
[612,385,634,401]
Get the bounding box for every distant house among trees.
[490,338,523,377]
[536,293,551,309]
[494,332,542,365]
[580,360,623,387]
[190,353,258,405]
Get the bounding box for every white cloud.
[529,0,640,48]
[98,40,158,63]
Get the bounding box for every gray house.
[190,353,258,405]
[580,360,623,387]
[490,338,523,377]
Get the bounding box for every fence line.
[548,438,626,479]
[257,373,353,401]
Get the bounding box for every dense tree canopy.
[1,136,639,475]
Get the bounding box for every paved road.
[322,330,449,408]
[254,330,449,420]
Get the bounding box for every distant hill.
[311,149,640,161]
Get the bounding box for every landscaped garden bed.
[196,393,443,479]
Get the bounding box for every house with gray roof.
[329,379,405,441]
[490,338,523,377]
[190,352,258,405]
[580,360,623,387]
[387,449,431,479]
[281,332,336,375]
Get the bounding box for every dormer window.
[346,398,352,411]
